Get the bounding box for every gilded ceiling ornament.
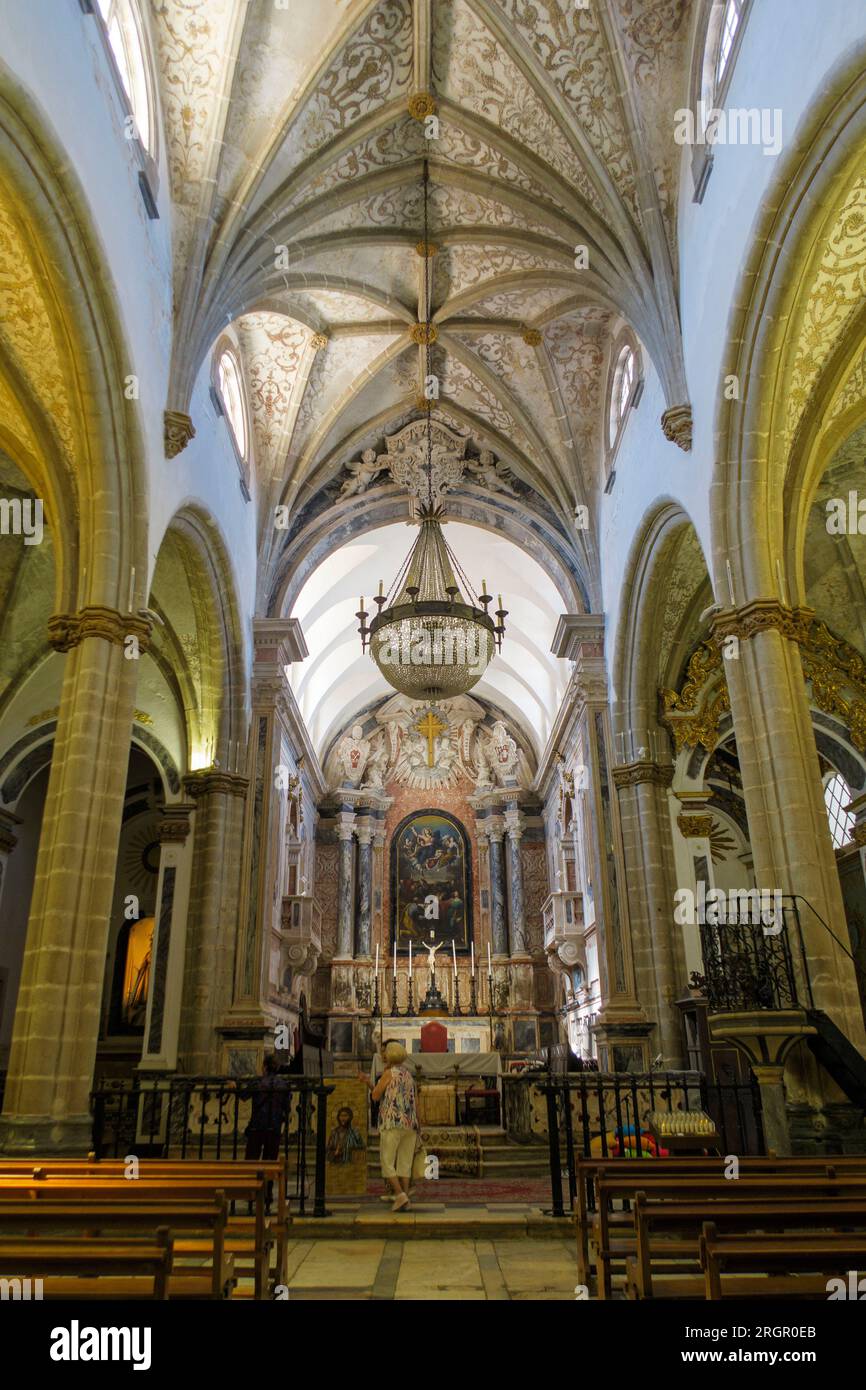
[661,404,693,451]
[164,410,196,459]
[408,92,437,120]
[410,323,438,345]
[522,328,543,347]
[677,814,714,838]
[414,241,438,258]
[340,420,516,502]
[48,607,153,654]
[310,333,329,351]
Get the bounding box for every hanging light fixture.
[356,161,507,699]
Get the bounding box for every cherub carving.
[466,450,519,497]
[340,447,386,497]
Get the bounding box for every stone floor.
[281,1235,581,1299]
[291,1197,563,1239]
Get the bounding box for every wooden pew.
[626,1194,866,1299]
[700,1223,866,1300]
[0,1227,172,1299]
[573,1156,866,1289]
[0,1160,289,1292]
[590,1172,866,1298]
[0,1198,233,1299]
[0,1175,273,1299]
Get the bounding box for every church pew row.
[572,1155,866,1290]
[0,1199,234,1299]
[700,1225,866,1300]
[0,1160,289,1293]
[587,1173,866,1297]
[0,1228,173,1300]
[0,1174,275,1298]
[624,1194,866,1299]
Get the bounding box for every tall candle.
[452,940,457,975]
[393,939,397,978]
[487,942,492,974]
[409,941,412,977]
[374,944,379,976]
[471,942,475,977]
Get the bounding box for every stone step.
[290,1207,567,1240]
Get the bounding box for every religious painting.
[392,809,471,952]
[317,1079,367,1196]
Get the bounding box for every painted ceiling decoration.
[152,0,694,605]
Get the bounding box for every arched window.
[95,0,154,155]
[608,345,637,449]
[715,0,746,91]
[824,773,855,850]
[217,349,248,461]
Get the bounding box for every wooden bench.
[0,1160,289,1293]
[573,1156,866,1290]
[0,1175,273,1298]
[590,1172,866,1297]
[0,1197,233,1299]
[0,1227,172,1299]
[625,1194,866,1299]
[700,1223,866,1300]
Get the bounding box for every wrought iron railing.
[700,917,800,1012]
[89,1074,334,1217]
[509,1069,764,1217]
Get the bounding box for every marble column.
[0,606,150,1153]
[139,802,196,1072]
[504,807,527,955]
[487,821,508,957]
[613,761,686,1067]
[713,601,865,1047]
[179,771,248,1073]
[335,813,356,960]
[355,821,373,959]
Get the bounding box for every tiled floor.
[281,1235,580,1300]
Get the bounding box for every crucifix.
[423,934,444,983]
[416,709,447,767]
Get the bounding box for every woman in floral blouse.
[359,1040,418,1212]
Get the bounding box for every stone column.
[139,802,196,1072]
[713,601,865,1046]
[504,806,527,955]
[487,820,508,957]
[751,1065,792,1157]
[613,761,686,1066]
[355,821,373,959]
[674,793,717,980]
[0,606,150,1153]
[179,771,248,1073]
[335,811,356,960]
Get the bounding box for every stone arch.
[148,505,248,772]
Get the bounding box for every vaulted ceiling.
[152,0,693,593]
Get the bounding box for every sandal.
[391,1192,410,1212]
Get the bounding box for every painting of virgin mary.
[392,809,471,950]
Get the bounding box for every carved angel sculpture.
[466,450,519,497]
[340,447,386,497]
[362,733,390,789]
[489,719,519,784]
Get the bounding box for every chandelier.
[356,160,507,699]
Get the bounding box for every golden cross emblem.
[416,709,447,767]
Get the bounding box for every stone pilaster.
[613,761,685,1065]
[0,606,150,1153]
[712,600,865,1047]
[335,812,356,960]
[179,771,247,1073]
[504,805,527,956]
[140,802,196,1072]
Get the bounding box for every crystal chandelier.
[356,161,507,699]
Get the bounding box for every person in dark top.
[241,1053,290,1161]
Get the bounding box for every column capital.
[336,810,356,841]
[677,813,714,839]
[157,801,196,843]
[183,770,249,800]
[504,805,524,840]
[711,600,814,645]
[612,760,673,790]
[164,409,195,458]
[252,617,308,666]
[48,606,153,653]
